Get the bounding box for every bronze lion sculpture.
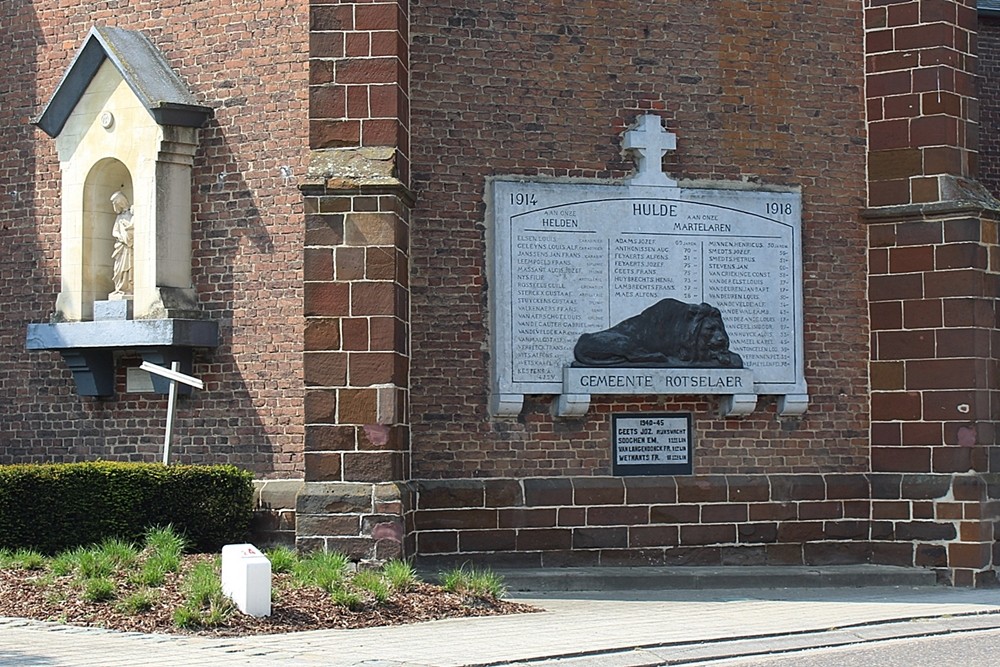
[572,298,743,368]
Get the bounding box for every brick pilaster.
[864,204,1000,585]
[865,0,980,206]
[298,177,412,559]
[303,184,410,484]
[309,0,410,185]
[298,0,412,560]
[864,1,1000,585]
[867,208,1000,474]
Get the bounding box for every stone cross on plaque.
[623,114,677,187]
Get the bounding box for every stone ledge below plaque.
[489,370,811,420]
[565,367,755,395]
[559,367,758,419]
[26,319,218,397]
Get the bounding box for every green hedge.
[0,462,253,553]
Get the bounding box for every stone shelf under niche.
[26,318,218,397]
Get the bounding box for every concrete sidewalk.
[2,585,1000,666]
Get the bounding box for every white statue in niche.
[110,190,134,297]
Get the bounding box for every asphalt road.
[702,627,1000,667]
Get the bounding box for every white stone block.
[93,299,132,321]
[221,543,271,617]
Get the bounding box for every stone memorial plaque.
[488,178,807,416]
[612,412,692,476]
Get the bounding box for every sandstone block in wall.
[296,481,374,514]
[253,480,304,510]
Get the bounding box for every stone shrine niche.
[487,114,809,419]
[81,158,133,311]
[25,26,217,397]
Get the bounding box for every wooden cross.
[623,114,677,186]
[140,361,204,465]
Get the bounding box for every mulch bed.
[0,554,539,637]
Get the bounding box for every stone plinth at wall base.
[951,568,999,588]
[482,565,938,592]
[407,474,1000,587]
[273,472,1000,585]
[295,481,411,564]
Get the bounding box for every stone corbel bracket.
[554,393,590,418]
[547,391,808,419]
[494,388,809,419]
[489,371,810,421]
[489,393,525,418]
[719,394,758,418]
[777,394,810,416]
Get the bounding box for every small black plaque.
[612,412,693,476]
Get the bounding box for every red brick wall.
[0,1,309,477]
[979,16,1000,195]
[411,475,875,569]
[407,2,869,478]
